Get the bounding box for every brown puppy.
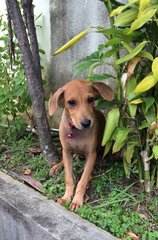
[48,79,114,211]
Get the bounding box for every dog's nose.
[81,119,91,128]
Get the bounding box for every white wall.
[33,0,50,66]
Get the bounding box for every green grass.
[0,128,158,240]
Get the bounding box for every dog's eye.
[87,96,95,104]
[67,99,76,106]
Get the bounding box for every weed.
[1,133,158,239]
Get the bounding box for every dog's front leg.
[57,149,74,205]
[71,151,96,211]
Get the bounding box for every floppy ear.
[48,88,64,116]
[92,82,114,101]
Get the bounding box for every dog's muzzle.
[80,119,91,128]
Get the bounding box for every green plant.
[76,163,158,239]
[53,0,158,192]
[0,14,31,125]
[1,131,157,239]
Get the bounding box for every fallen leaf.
[24,169,32,175]
[138,213,148,221]
[125,231,140,240]
[5,170,43,192]
[27,147,42,154]
[19,174,43,192]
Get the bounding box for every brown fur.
[48,79,114,211]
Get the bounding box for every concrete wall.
[49,0,110,91]
[1,0,115,92]
[34,0,51,83]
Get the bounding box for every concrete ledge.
[0,171,118,240]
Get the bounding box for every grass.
[0,127,158,240]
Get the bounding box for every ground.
[0,129,158,240]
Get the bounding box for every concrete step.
[0,170,118,240]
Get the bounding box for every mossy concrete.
[0,171,118,240]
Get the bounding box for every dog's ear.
[92,82,114,101]
[48,88,64,116]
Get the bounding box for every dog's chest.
[60,127,95,154]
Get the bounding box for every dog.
[48,79,114,211]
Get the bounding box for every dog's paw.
[70,195,83,212]
[49,161,63,176]
[57,196,71,205]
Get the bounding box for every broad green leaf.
[102,108,120,146]
[110,0,138,16]
[88,73,113,81]
[139,0,150,15]
[130,8,157,32]
[152,57,158,81]
[114,8,138,27]
[155,129,158,135]
[138,50,153,61]
[142,104,156,124]
[125,76,140,101]
[12,86,25,97]
[103,141,113,157]
[112,128,131,153]
[73,60,101,76]
[96,27,125,36]
[152,145,158,159]
[138,120,149,129]
[103,48,121,58]
[76,51,101,64]
[130,98,143,104]
[110,6,128,17]
[104,38,121,47]
[12,77,23,85]
[135,75,157,93]
[123,156,131,179]
[122,42,133,52]
[96,99,116,110]
[128,103,137,117]
[124,144,135,164]
[115,41,148,65]
[53,28,90,56]
[142,97,155,113]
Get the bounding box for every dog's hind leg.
[49,160,64,176]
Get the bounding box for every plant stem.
[141,149,151,192]
[156,162,158,188]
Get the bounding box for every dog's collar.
[67,122,75,139]
[65,111,75,139]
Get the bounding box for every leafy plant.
[0,14,31,126]
[1,130,157,239]
[53,0,158,192]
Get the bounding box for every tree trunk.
[6,0,59,167]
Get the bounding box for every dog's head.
[48,79,114,129]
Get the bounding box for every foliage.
[57,0,158,192]
[0,14,31,126]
